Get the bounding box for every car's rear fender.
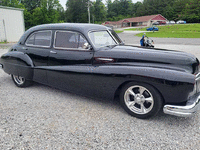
[0,51,34,80]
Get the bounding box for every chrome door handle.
[50,51,57,54]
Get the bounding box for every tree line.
[0,0,65,30]
[0,0,199,30]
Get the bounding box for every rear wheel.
[11,75,33,87]
[120,82,163,119]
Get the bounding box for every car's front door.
[47,30,94,94]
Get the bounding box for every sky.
[59,0,143,10]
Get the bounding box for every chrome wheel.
[12,75,25,85]
[124,85,154,115]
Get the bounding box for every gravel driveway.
[0,40,200,149]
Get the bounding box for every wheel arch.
[114,80,165,104]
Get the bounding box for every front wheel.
[11,75,33,87]
[120,82,163,119]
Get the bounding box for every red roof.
[151,15,167,21]
[103,20,124,25]
[124,14,167,23]
[103,14,167,25]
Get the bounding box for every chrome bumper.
[163,93,200,117]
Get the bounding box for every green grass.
[114,30,124,33]
[130,24,200,38]
[0,40,8,44]
[125,27,146,31]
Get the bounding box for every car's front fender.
[42,65,195,104]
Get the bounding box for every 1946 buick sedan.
[0,23,200,119]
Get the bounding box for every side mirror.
[83,42,92,50]
[86,45,93,50]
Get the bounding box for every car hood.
[94,45,199,74]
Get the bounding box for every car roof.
[19,23,109,44]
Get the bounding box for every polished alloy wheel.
[12,75,25,85]
[124,85,154,115]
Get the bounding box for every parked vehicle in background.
[176,20,185,24]
[152,22,159,25]
[146,26,159,31]
[169,21,175,24]
[159,21,166,25]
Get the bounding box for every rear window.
[26,30,52,47]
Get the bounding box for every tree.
[0,0,25,8]
[21,0,41,11]
[107,0,134,21]
[65,0,89,23]
[92,0,107,23]
[178,0,200,23]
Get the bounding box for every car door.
[47,30,94,94]
[23,30,52,84]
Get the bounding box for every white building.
[0,6,25,42]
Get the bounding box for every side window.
[26,30,51,47]
[26,34,35,45]
[55,31,78,49]
[54,31,89,50]
[35,31,51,47]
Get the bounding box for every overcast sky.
[59,0,143,10]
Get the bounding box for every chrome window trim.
[107,30,119,44]
[108,29,123,44]
[53,30,90,51]
[25,30,52,48]
[88,30,118,48]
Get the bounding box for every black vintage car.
[0,23,200,119]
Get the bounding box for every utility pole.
[87,1,93,24]
[88,2,90,23]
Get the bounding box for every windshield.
[89,30,117,48]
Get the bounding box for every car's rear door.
[47,30,94,94]
[23,30,52,84]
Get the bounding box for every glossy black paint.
[0,23,198,105]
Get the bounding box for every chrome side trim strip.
[96,58,114,62]
[163,93,200,117]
